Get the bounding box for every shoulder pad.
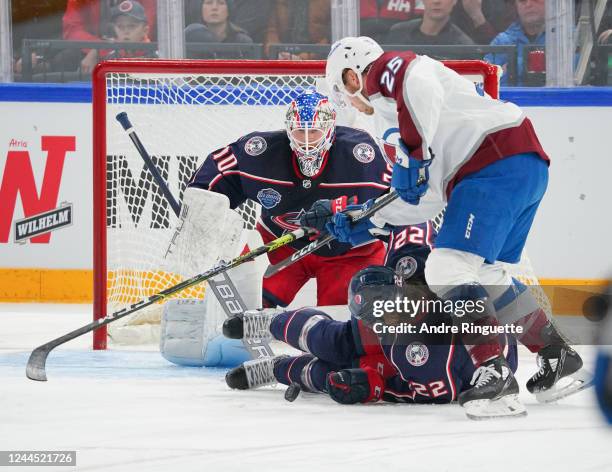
[235,130,288,158]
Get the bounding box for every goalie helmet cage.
[92,58,504,350]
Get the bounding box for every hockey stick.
[264,190,399,278]
[25,228,306,381]
[115,112,285,358]
[116,112,182,217]
[207,271,274,359]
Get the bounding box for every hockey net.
[93,59,549,350]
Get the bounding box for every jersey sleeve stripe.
[232,170,295,187]
[445,340,457,401]
[318,182,389,190]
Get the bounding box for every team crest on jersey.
[376,128,401,166]
[396,256,418,279]
[244,136,267,156]
[406,342,429,367]
[353,143,375,163]
[271,210,305,231]
[257,188,281,209]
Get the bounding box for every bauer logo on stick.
[257,188,282,209]
[244,136,267,156]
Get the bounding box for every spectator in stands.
[385,0,474,46]
[360,0,423,44]
[12,0,67,76]
[231,0,274,43]
[185,0,253,58]
[61,0,157,74]
[451,0,516,44]
[485,0,545,86]
[101,0,156,59]
[265,0,331,59]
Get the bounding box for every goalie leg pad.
[160,299,250,367]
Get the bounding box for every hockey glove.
[300,196,358,235]
[391,139,431,205]
[324,200,390,246]
[326,367,384,404]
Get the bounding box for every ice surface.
[1,304,611,472]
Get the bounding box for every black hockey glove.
[326,367,384,404]
[299,196,357,234]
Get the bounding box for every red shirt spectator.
[360,0,424,43]
[63,0,157,42]
[62,0,156,73]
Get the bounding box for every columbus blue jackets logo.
[406,342,429,367]
[244,136,267,156]
[396,256,418,279]
[271,210,305,231]
[257,188,282,209]
[353,143,375,163]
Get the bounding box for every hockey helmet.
[326,36,383,104]
[285,91,336,177]
[348,265,401,326]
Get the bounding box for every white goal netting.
[97,61,550,347]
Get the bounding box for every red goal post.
[92,59,501,350]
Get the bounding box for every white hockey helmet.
[326,36,384,100]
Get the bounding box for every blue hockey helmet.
[348,265,400,326]
[286,91,336,177]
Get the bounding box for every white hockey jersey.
[359,52,549,227]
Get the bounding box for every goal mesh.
[94,60,549,348]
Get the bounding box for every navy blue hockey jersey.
[188,126,391,257]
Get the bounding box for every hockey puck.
[284,383,301,402]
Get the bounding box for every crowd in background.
[9,0,612,85]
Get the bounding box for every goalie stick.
[116,111,274,358]
[207,271,274,359]
[115,111,182,216]
[264,191,399,278]
[26,227,307,381]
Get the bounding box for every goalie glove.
[324,199,391,246]
[299,196,357,234]
[326,367,384,404]
[164,187,243,278]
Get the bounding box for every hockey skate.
[459,356,527,420]
[527,344,593,403]
[225,356,287,390]
[222,308,282,342]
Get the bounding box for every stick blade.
[26,346,50,381]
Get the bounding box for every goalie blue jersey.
[188,126,391,257]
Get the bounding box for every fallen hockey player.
[223,229,590,419]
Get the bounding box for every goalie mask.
[286,91,336,177]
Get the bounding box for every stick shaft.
[116,112,181,217]
[264,191,398,278]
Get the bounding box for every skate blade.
[534,369,594,403]
[463,394,528,420]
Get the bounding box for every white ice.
[1,303,611,472]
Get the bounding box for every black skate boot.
[459,355,526,420]
[527,344,592,402]
[226,355,288,390]
[222,308,282,341]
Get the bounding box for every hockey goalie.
[155,90,393,368]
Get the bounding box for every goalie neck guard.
[285,91,336,177]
